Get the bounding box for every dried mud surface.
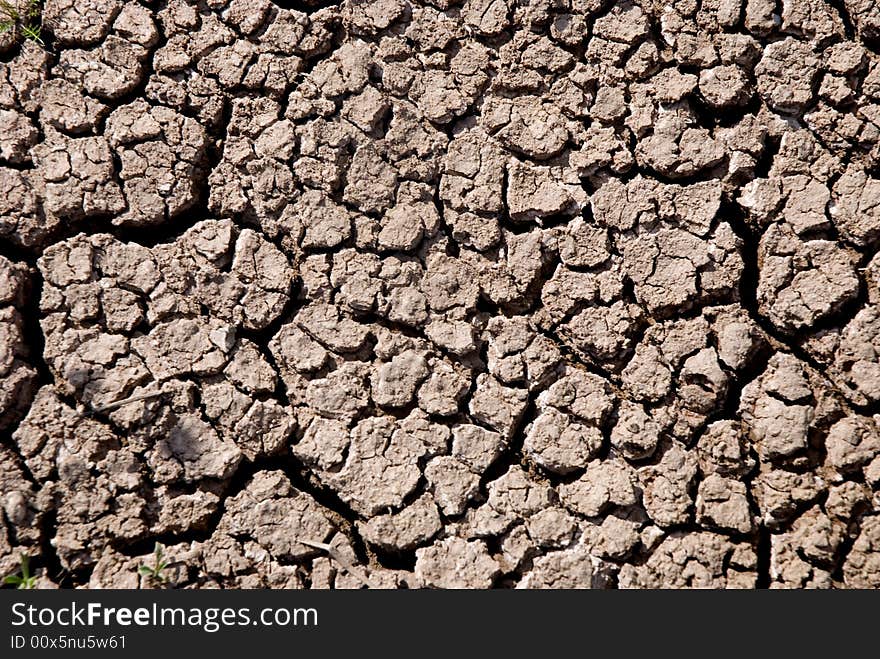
[2,0,880,589]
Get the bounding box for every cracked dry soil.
[1,0,880,590]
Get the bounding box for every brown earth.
[1,0,880,589]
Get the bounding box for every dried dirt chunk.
[215,471,335,562]
[0,257,36,430]
[611,401,662,461]
[32,134,125,224]
[638,443,698,527]
[756,222,859,334]
[844,516,880,588]
[321,415,439,516]
[619,532,756,588]
[699,65,752,109]
[755,38,820,112]
[524,408,602,474]
[830,168,880,247]
[151,414,241,483]
[358,495,441,552]
[739,353,823,462]
[452,424,505,473]
[371,350,429,408]
[415,537,501,589]
[469,375,529,439]
[425,456,480,517]
[558,459,639,517]
[697,474,755,534]
[45,0,122,46]
[106,100,207,227]
[823,305,880,406]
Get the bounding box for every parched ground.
[1,0,880,589]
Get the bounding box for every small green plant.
[138,543,169,584]
[4,553,37,590]
[0,0,43,45]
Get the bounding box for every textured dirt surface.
[1,0,880,589]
